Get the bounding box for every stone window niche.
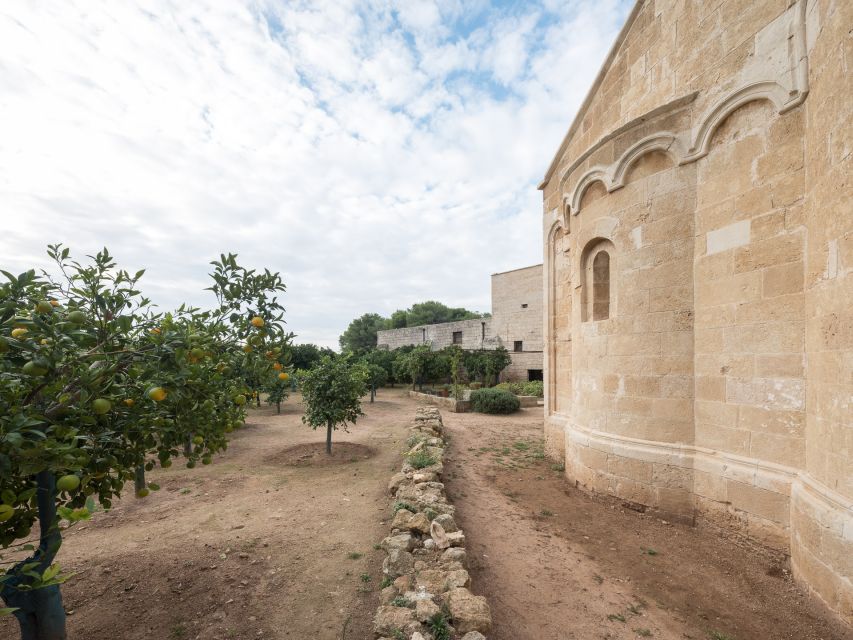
[514,340,523,352]
[452,331,463,344]
[581,238,615,322]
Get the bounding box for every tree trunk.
[134,466,145,494]
[184,434,193,457]
[370,384,375,403]
[256,393,260,408]
[276,401,281,414]
[1,471,68,640]
[326,420,333,455]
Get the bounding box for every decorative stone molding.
[559,0,811,216]
[568,133,684,215]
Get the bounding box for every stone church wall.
[539,0,851,622]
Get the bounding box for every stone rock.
[415,598,440,623]
[388,472,411,495]
[391,509,414,530]
[379,585,398,605]
[411,633,427,640]
[381,533,416,553]
[446,588,491,634]
[373,606,417,637]
[433,513,458,533]
[383,549,414,578]
[442,560,465,571]
[445,569,470,589]
[423,538,436,551]
[415,569,450,593]
[446,531,465,547]
[412,471,438,483]
[441,547,466,564]
[393,575,412,592]
[395,483,449,512]
[430,520,449,550]
[461,633,487,640]
[406,512,432,534]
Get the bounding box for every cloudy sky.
[0,0,630,348]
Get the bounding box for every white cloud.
[0,0,630,348]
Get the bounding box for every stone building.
[539,0,851,623]
[377,265,543,382]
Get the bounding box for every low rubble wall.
[373,407,491,640]
[407,390,471,413]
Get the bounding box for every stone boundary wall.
[373,407,491,640]
[377,319,494,352]
[407,390,471,413]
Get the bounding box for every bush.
[495,381,524,394]
[522,380,544,397]
[470,388,520,414]
[407,450,437,469]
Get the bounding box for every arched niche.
[580,237,616,323]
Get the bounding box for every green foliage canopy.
[300,356,368,453]
[338,313,385,355]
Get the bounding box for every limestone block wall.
[539,0,851,622]
[377,265,545,382]
[377,318,493,352]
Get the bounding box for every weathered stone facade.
[540,0,851,623]
[377,265,543,382]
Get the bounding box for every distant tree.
[300,356,367,454]
[290,343,335,370]
[483,347,512,386]
[364,363,388,402]
[387,310,408,329]
[339,313,386,355]
[402,345,432,390]
[448,346,464,399]
[365,348,397,386]
[405,301,482,327]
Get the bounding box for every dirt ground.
[441,407,853,640]
[2,390,850,640]
[1,389,415,640]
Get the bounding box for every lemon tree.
[0,247,288,640]
[299,356,368,454]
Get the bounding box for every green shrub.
[407,450,437,469]
[469,381,482,390]
[522,380,544,397]
[470,388,520,414]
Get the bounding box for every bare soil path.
[1,389,418,640]
[441,407,852,640]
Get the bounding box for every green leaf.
[42,564,61,582]
[0,608,19,617]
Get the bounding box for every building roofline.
[490,263,543,277]
[538,0,645,190]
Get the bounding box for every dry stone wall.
[373,407,491,640]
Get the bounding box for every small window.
[481,322,486,340]
[593,251,610,320]
[452,331,463,344]
[514,341,523,352]
[521,303,528,308]
[422,328,426,342]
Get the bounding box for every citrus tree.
[300,356,368,454]
[364,363,388,403]
[0,247,287,640]
[263,347,293,414]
